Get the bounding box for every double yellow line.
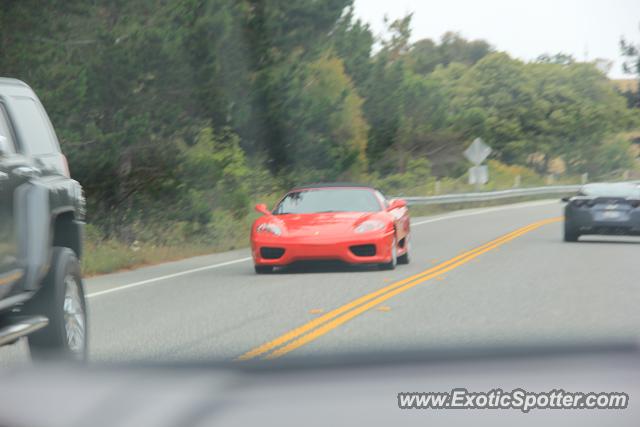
[237,217,561,361]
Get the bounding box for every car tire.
[255,265,274,274]
[27,247,88,362]
[397,237,410,265]
[379,237,397,270]
[563,222,580,242]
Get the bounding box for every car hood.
[268,212,386,238]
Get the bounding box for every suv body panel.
[0,78,84,310]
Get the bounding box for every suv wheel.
[27,247,88,362]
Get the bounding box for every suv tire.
[27,247,88,362]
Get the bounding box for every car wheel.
[255,265,274,274]
[27,247,88,362]
[379,237,397,270]
[397,237,410,265]
[563,222,580,242]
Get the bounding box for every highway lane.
[293,216,640,359]
[1,199,639,364]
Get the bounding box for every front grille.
[350,244,376,257]
[260,247,285,259]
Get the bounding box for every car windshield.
[274,188,382,214]
[580,184,640,198]
[3,2,640,423]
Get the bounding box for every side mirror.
[255,203,271,216]
[0,135,10,157]
[561,196,570,203]
[388,198,407,210]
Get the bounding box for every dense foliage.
[1,1,638,245]
[621,32,640,108]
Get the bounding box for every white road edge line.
[86,257,252,298]
[87,199,559,299]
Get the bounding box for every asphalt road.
[1,199,639,364]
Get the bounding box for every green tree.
[438,32,492,67]
[272,54,369,180]
[332,6,374,88]
[620,27,640,108]
[363,14,414,171]
[408,39,443,75]
[451,53,535,163]
[535,52,575,65]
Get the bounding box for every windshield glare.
[274,189,382,214]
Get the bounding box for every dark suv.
[0,78,87,361]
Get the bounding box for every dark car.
[0,78,87,360]
[562,182,640,242]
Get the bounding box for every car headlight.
[256,223,282,236]
[355,220,386,233]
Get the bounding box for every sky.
[353,0,640,78]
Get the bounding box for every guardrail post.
[581,173,588,185]
[514,175,521,188]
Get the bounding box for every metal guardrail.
[401,185,583,206]
[401,181,640,206]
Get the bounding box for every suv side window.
[10,97,57,155]
[0,104,17,155]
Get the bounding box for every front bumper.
[251,231,395,266]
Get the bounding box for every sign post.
[464,138,492,190]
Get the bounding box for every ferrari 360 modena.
[250,183,410,273]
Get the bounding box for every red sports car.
[251,183,410,274]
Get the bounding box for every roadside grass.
[82,240,220,276]
[82,233,248,276]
